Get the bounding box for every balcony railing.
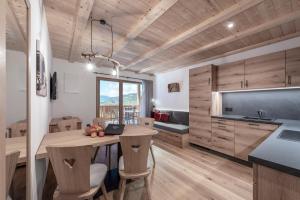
[99,105,140,124]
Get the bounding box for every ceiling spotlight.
[226,22,235,29]
[86,62,94,71]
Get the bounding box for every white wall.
[51,58,154,126]
[154,36,300,111]
[28,1,52,199]
[6,50,26,126]
[155,68,189,111]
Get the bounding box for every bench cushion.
[154,121,189,134]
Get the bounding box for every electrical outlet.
[225,107,233,112]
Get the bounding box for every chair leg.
[144,176,152,200]
[150,146,156,168]
[119,179,126,200]
[101,183,109,200]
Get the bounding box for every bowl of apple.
[85,124,105,137]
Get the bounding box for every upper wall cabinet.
[286,47,300,87]
[217,61,245,91]
[244,52,286,90]
[189,65,217,102]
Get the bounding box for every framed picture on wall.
[168,82,180,93]
[36,40,47,97]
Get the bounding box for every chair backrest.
[93,118,106,128]
[57,119,77,132]
[46,145,93,194]
[138,117,154,129]
[120,134,152,174]
[9,121,27,138]
[6,151,20,196]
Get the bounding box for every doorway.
[96,77,142,125]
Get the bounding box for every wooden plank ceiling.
[6,0,300,74]
[6,0,27,52]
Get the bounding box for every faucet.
[257,109,265,119]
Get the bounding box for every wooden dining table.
[5,125,157,164]
[36,125,157,160]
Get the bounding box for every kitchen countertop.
[212,114,300,177]
[211,114,282,125]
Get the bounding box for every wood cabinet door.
[245,52,285,89]
[254,164,300,200]
[235,121,278,161]
[189,101,212,148]
[217,61,245,91]
[189,65,216,148]
[286,47,300,87]
[211,120,235,156]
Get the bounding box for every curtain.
[141,80,153,117]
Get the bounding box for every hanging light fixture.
[112,65,119,77]
[81,16,123,76]
[86,62,94,71]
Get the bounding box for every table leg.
[108,145,111,170]
[92,146,100,163]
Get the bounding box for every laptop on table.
[104,124,125,135]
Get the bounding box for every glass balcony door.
[97,78,141,125]
[97,79,121,125]
[123,82,141,124]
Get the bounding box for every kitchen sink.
[278,130,300,142]
[243,116,274,121]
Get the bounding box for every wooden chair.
[46,145,109,200]
[138,117,156,168]
[57,119,77,132]
[118,134,153,200]
[6,151,20,200]
[9,121,27,138]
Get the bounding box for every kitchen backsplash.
[222,89,300,120]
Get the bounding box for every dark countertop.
[211,114,282,125]
[212,114,300,177]
[249,120,300,177]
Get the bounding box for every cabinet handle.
[245,80,248,88]
[248,123,259,126]
[240,81,243,88]
[288,75,292,85]
[218,125,226,129]
[208,78,211,85]
[217,136,228,140]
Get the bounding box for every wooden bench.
[153,127,189,148]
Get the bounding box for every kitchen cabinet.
[253,164,300,200]
[211,118,235,156]
[244,52,286,89]
[217,61,245,91]
[189,65,216,148]
[235,121,278,161]
[286,47,300,87]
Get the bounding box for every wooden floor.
[101,139,253,200]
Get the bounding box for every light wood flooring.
[100,139,253,200]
